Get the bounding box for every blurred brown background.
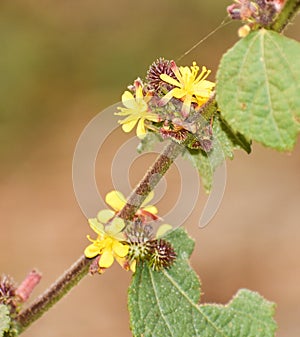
[1,1,299,336]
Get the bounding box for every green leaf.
[183,114,251,192]
[217,29,300,151]
[128,228,277,337]
[214,114,252,156]
[183,148,213,193]
[0,304,10,337]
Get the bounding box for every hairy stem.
[118,141,183,220]
[15,140,183,333]
[16,255,91,331]
[269,0,300,32]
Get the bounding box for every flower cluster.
[0,275,17,313]
[227,0,285,36]
[1,271,42,316]
[84,191,176,274]
[115,58,215,151]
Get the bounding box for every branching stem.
[15,140,183,333]
[16,256,91,331]
[13,1,300,329]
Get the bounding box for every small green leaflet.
[216,29,300,151]
[0,304,10,337]
[128,228,277,337]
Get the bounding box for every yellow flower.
[115,79,159,138]
[105,190,158,220]
[84,190,159,272]
[84,217,129,269]
[160,61,215,117]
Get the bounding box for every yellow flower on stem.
[84,190,159,273]
[84,216,129,271]
[159,61,215,117]
[115,79,159,138]
[105,190,158,221]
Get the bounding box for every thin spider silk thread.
[176,17,232,62]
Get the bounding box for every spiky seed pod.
[147,239,177,271]
[0,274,18,313]
[127,241,152,263]
[125,219,155,244]
[146,58,176,92]
[125,220,155,263]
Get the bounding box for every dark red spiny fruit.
[147,239,176,271]
[146,58,177,91]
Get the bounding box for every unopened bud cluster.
[227,0,285,36]
[0,270,42,316]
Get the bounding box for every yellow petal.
[84,243,100,258]
[118,114,139,125]
[143,205,158,215]
[99,251,114,268]
[182,95,192,117]
[196,97,208,106]
[144,91,153,103]
[122,119,138,133]
[136,118,147,138]
[88,218,104,235]
[160,74,181,87]
[145,113,159,123]
[160,90,175,106]
[135,85,144,101]
[106,217,126,237]
[130,260,136,273]
[194,81,215,95]
[156,224,172,238]
[113,241,129,257]
[172,64,183,82]
[121,91,136,109]
[115,107,131,116]
[112,216,126,231]
[113,232,126,241]
[105,190,126,211]
[141,190,154,205]
[170,88,186,99]
[115,255,129,270]
[97,209,115,223]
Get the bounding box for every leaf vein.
[163,269,229,337]
[149,269,175,337]
[260,31,285,147]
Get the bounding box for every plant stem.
[16,256,91,332]
[15,140,183,333]
[118,141,183,220]
[269,0,300,32]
